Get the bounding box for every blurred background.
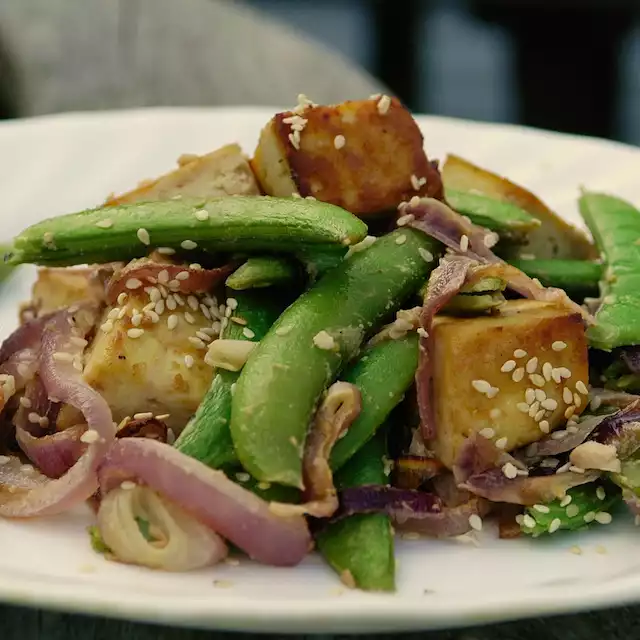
[0,0,639,144]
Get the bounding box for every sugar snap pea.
[0,244,15,283]
[445,188,540,236]
[330,333,419,471]
[508,258,602,300]
[9,196,368,266]
[174,290,284,469]
[230,228,441,487]
[316,433,395,591]
[579,192,640,350]
[226,256,298,290]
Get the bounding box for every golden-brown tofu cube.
[252,97,442,216]
[105,143,260,205]
[431,300,589,468]
[31,268,105,316]
[57,291,215,433]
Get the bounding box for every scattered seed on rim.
[501,360,517,373]
[137,228,151,245]
[512,367,525,382]
[127,328,144,339]
[377,94,392,114]
[181,240,198,250]
[552,341,567,351]
[514,349,527,359]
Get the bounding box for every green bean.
[509,258,602,300]
[230,229,441,487]
[445,188,540,236]
[520,482,621,537]
[579,192,640,350]
[9,196,368,266]
[316,433,395,591]
[330,334,419,471]
[226,256,298,290]
[174,291,285,469]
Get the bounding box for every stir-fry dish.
[1,94,640,591]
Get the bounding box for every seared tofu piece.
[252,97,443,216]
[57,291,215,433]
[30,268,105,316]
[104,143,260,205]
[431,299,589,468]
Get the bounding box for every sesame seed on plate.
[514,349,527,359]
[127,328,144,339]
[501,360,517,373]
[539,420,550,433]
[184,355,194,369]
[512,367,525,382]
[526,357,539,374]
[95,218,113,229]
[495,437,508,449]
[530,374,546,388]
[596,486,606,501]
[502,462,518,479]
[126,278,143,290]
[548,518,561,534]
[334,134,346,149]
[167,314,178,330]
[479,427,495,439]
[194,209,209,221]
[552,341,567,351]
[468,514,483,531]
[133,412,153,420]
[560,495,572,507]
[542,362,553,381]
[137,228,151,245]
[595,512,612,525]
[181,240,198,250]
[576,381,589,395]
[533,504,550,513]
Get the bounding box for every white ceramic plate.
[0,107,639,634]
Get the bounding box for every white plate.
[0,107,639,634]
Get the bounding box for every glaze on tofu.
[430,299,589,468]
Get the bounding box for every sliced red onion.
[0,456,48,491]
[98,438,311,566]
[592,400,640,460]
[116,417,168,442]
[107,258,234,303]
[0,313,54,365]
[14,376,61,436]
[525,414,606,458]
[0,308,115,517]
[271,382,361,519]
[590,388,640,409]
[98,485,227,571]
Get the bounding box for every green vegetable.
[579,192,640,350]
[316,433,395,591]
[611,457,640,494]
[330,333,419,470]
[9,196,368,266]
[520,482,621,537]
[226,256,298,290]
[231,228,441,487]
[445,188,540,236]
[295,245,347,281]
[174,291,284,470]
[443,292,504,315]
[87,526,111,555]
[509,258,602,300]
[229,470,300,503]
[0,244,15,283]
[460,276,505,294]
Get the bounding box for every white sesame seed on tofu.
[137,228,151,245]
[563,387,573,404]
[534,388,546,403]
[181,240,198,250]
[512,367,525,382]
[468,514,483,531]
[125,278,143,290]
[552,341,567,351]
[530,374,546,388]
[471,379,492,394]
[479,427,495,439]
[459,235,469,252]
[333,134,346,149]
[576,381,589,395]
[495,437,508,449]
[184,355,194,369]
[313,331,335,350]
[167,315,178,330]
[502,360,517,373]
[514,349,527,359]
[377,94,392,114]
[541,398,558,411]
[517,402,530,414]
[548,518,561,534]
[526,357,539,374]
[539,420,550,434]
[127,328,144,339]
[194,209,210,221]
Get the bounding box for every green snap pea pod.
[443,292,505,316]
[295,245,347,280]
[174,290,285,469]
[316,433,395,591]
[445,188,540,235]
[520,482,621,537]
[579,192,640,350]
[0,244,15,284]
[330,334,419,471]
[508,258,602,300]
[226,256,298,290]
[9,196,368,266]
[229,469,300,503]
[231,228,441,487]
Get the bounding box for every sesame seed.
[596,486,606,501]
[517,402,530,413]
[486,386,499,399]
[548,518,561,534]
[117,292,128,306]
[556,367,572,380]
[175,271,190,281]
[566,504,580,518]
[514,349,527,359]
[583,511,596,523]
[196,331,212,342]
[184,355,194,369]
[459,235,469,252]
[530,374,546,388]
[551,430,567,440]
[43,231,55,246]
[168,279,181,291]
[0,455,9,465]
[560,495,572,507]
[528,401,541,418]
[590,396,602,410]
[120,481,136,491]
[188,337,207,349]
[495,437,508,449]
[569,466,585,474]
[184,312,195,324]
[157,247,176,255]
[552,341,567,351]
[395,234,407,245]
[133,412,153,420]
[131,313,142,327]
[154,300,165,316]
[187,295,199,311]
[80,429,100,443]
[534,410,545,423]
[479,427,495,439]
[235,471,250,483]
[27,412,41,423]
[541,398,558,411]
[418,248,434,262]
[53,351,75,363]
[137,228,151,245]
[569,545,583,555]
[181,240,198,250]
[107,308,120,321]
[573,393,582,408]
[127,328,144,339]
[542,362,553,381]
[100,321,114,333]
[526,357,539,374]
[595,512,612,524]
[227,298,238,311]
[19,397,32,408]
[334,134,346,149]
[71,337,89,347]
[166,297,177,311]
[534,389,546,402]
[471,379,491,394]
[564,406,576,419]
[276,326,292,336]
[576,381,589,395]
[512,367,525,382]
[556,462,572,474]
[125,278,143,290]
[468,514,483,531]
[377,94,392,114]
[417,327,429,339]
[95,218,113,229]
[313,330,335,350]
[242,327,255,339]
[194,209,209,221]
[539,420,550,433]
[489,408,501,419]
[533,504,550,514]
[397,213,415,226]
[563,387,573,404]
[522,514,536,528]
[502,462,518,479]
[39,416,50,428]
[501,360,517,373]
[201,305,212,320]
[157,270,170,284]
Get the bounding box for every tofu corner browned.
[251,97,443,215]
[30,268,105,317]
[104,143,260,205]
[431,300,589,468]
